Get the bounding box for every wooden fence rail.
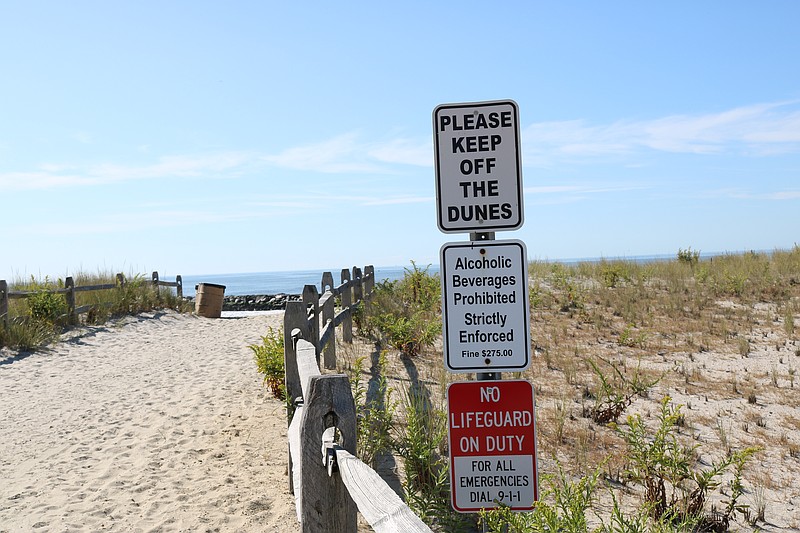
[284,265,432,533]
[0,271,182,328]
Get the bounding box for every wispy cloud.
[0,152,257,191]
[260,133,382,173]
[5,100,798,192]
[524,184,646,195]
[367,138,431,167]
[709,188,800,201]
[362,195,432,206]
[260,133,431,173]
[248,192,433,207]
[522,100,800,164]
[523,183,648,205]
[18,208,277,236]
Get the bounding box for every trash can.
[195,283,226,318]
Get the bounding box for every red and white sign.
[447,380,538,512]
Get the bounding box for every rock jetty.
[186,294,300,311]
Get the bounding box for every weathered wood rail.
[284,265,432,533]
[0,271,182,327]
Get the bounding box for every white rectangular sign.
[441,239,530,372]
[434,100,524,234]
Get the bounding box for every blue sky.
[2,2,799,281]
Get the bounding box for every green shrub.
[600,261,631,288]
[250,326,286,400]
[550,264,584,313]
[677,247,700,267]
[361,262,441,356]
[26,276,68,324]
[480,464,601,533]
[587,356,661,424]
[614,397,759,529]
[395,386,471,530]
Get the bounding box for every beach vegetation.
[404,249,798,530]
[677,247,701,267]
[615,398,759,530]
[480,398,758,532]
[599,261,631,288]
[26,276,69,324]
[586,356,661,424]
[358,261,441,356]
[250,326,286,400]
[480,463,601,533]
[348,351,395,467]
[0,317,58,352]
[1,270,190,352]
[395,383,473,531]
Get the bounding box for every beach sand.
[0,310,298,532]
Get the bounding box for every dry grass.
[521,248,800,529]
[342,247,800,530]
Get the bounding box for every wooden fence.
[0,271,182,328]
[284,265,432,533]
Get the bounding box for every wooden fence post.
[302,284,320,359]
[284,301,309,417]
[363,265,374,315]
[300,375,357,532]
[352,267,362,304]
[65,277,76,325]
[175,275,183,298]
[322,292,335,370]
[284,300,310,495]
[340,269,352,343]
[116,273,125,289]
[0,280,8,329]
[364,265,374,296]
[320,271,334,295]
[151,271,159,296]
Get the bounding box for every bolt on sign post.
[433,100,523,234]
[440,239,530,373]
[448,380,538,512]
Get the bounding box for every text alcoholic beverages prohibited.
[433,99,524,234]
[441,239,531,373]
[448,380,538,512]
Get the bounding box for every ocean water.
[182,265,440,297]
[180,250,746,297]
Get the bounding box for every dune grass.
[0,271,191,352]
[347,247,800,531]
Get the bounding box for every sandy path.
[0,311,298,533]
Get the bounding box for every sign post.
[448,380,538,512]
[433,98,538,514]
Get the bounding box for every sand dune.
[0,311,298,532]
